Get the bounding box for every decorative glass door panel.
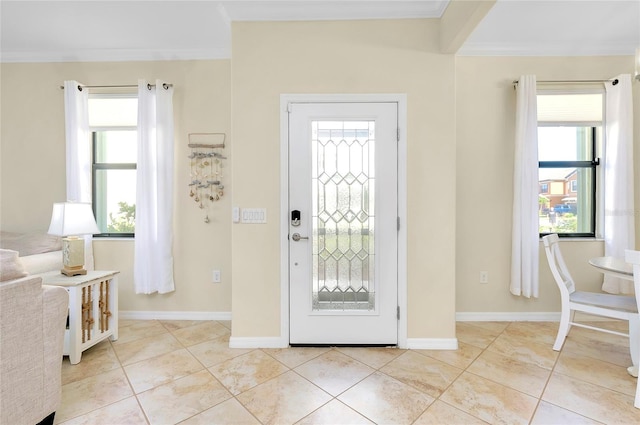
[312,121,375,311]
[289,102,398,345]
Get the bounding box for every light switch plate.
[241,208,267,224]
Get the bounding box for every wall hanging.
[187,133,226,223]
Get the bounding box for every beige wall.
[0,60,233,313]
[455,56,640,313]
[230,19,458,339]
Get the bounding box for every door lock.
[291,210,301,227]
[291,233,309,242]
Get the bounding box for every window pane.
[95,131,136,163]
[94,170,136,234]
[538,127,594,161]
[539,168,593,234]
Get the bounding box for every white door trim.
[280,94,408,348]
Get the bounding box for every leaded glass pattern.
[311,121,375,311]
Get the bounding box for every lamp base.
[61,237,87,276]
[61,266,87,277]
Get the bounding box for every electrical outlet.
[480,271,489,284]
[212,270,221,283]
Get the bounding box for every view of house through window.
[537,93,602,237]
[88,95,138,236]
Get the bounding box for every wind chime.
[188,133,226,223]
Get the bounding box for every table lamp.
[47,202,100,276]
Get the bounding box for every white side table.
[42,270,119,364]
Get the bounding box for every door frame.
[279,94,408,348]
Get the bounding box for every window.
[88,95,138,236]
[537,93,602,237]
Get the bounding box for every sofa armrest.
[42,284,69,420]
[0,276,68,425]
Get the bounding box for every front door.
[288,102,398,345]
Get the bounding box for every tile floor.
[54,319,640,425]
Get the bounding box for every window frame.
[89,93,137,238]
[537,89,604,239]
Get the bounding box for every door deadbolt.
[291,210,301,227]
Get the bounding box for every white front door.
[288,102,398,345]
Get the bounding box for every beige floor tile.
[180,398,260,425]
[124,348,204,393]
[380,351,462,398]
[440,371,538,425]
[56,396,147,425]
[466,321,510,333]
[217,320,232,330]
[237,371,332,425]
[113,320,169,345]
[137,369,231,425]
[542,372,640,424]
[503,321,559,346]
[487,332,558,370]
[209,350,290,395]
[57,368,134,423]
[160,319,205,331]
[413,400,488,425]
[467,349,551,397]
[112,332,183,366]
[530,400,603,425]
[561,330,632,367]
[170,321,230,347]
[415,341,483,369]
[338,371,434,425]
[263,346,330,368]
[188,334,252,367]
[294,350,374,396]
[555,349,637,396]
[296,399,374,425]
[335,346,405,369]
[456,322,501,348]
[61,340,120,385]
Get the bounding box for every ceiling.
[1,0,638,63]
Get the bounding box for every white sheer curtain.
[134,80,175,294]
[602,74,635,294]
[63,80,95,270]
[510,75,540,298]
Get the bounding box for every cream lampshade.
[47,202,100,276]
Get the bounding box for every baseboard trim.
[229,336,288,349]
[407,338,458,350]
[456,312,560,322]
[119,311,232,321]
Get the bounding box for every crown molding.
[0,47,231,64]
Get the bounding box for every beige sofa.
[1,245,68,425]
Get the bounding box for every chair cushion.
[571,290,638,313]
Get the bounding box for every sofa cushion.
[0,249,28,281]
[0,232,62,257]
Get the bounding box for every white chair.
[624,249,640,409]
[542,234,639,360]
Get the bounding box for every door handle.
[291,233,309,242]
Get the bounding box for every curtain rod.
[59,83,173,91]
[513,78,618,88]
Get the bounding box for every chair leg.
[629,319,639,367]
[553,308,572,351]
